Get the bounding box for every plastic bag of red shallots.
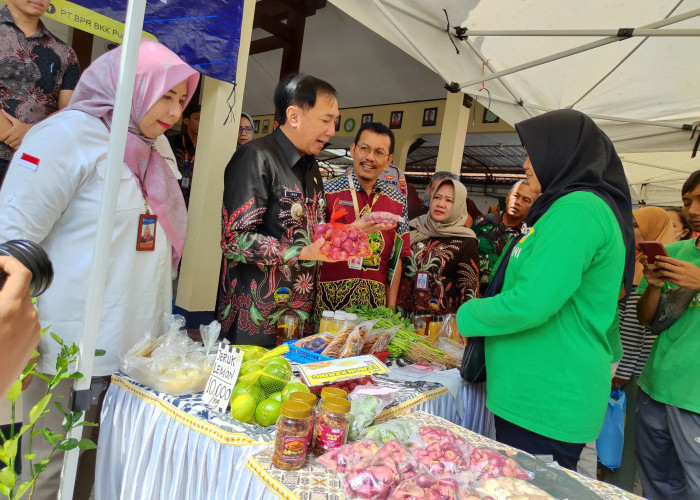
[313,201,371,260]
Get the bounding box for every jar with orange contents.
[272,401,312,470]
[288,392,318,453]
[312,396,351,456]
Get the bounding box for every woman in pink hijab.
[0,40,198,498]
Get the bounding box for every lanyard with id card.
[135,165,157,251]
[347,174,378,271]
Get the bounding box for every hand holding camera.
[0,240,53,397]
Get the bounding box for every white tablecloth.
[95,373,493,499]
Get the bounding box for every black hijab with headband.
[515,109,635,297]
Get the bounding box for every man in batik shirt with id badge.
[318,122,410,313]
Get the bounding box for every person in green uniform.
[457,109,635,470]
[635,169,700,500]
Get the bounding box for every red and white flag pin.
[18,153,40,171]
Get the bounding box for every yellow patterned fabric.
[316,278,386,316]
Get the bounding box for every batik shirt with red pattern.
[317,172,410,313]
[0,7,80,160]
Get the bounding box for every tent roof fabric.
[329,0,700,204]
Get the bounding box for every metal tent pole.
[58,0,147,497]
[458,8,700,88]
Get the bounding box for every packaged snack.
[295,332,335,353]
[362,325,401,354]
[340,320,377,358]
[272,401,313,470]
[313,396,351,456]
[322,330,351,358]
[288,392,318,454]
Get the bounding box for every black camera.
[0,240,53,297]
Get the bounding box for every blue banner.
[74,0,243,83]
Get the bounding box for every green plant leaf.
[94,349,106,357]
[49,332,63,346]
[58,438,79,451]
[29,394,51,425]
[23,453,35,461]
[17,423,31,438]
[3,438,18,459]
[0,450,9,466]
[15,482,31,499]
[33,459,49,475]
[0,483,10,496]
[5,379,21,403]
[0,467,16,488]
[79,421,99,428]
[39,428,59,447]
[77,439,97,451]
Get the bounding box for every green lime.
[265,357,292,371]
[232,382,265,404]
[269,391,283,403]
[230,394,257,423]
[259,362,292,393]
[240,359,261,376]
[255,398,282,426]
[281,382,310,402]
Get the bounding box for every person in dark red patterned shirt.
[0,0,79,185]
[317,122,410,313]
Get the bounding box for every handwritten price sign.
[202,343,244,413]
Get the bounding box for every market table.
[246,410,642,500]
[95,371,492,499]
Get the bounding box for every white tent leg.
[58,0,147,497]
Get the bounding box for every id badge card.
[348,256,363,270]
[136,214,157,251]
[416,271,429,290]
[181,176,190,189]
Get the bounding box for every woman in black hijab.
[457,109,634,470]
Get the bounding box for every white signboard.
[202,343,243,413]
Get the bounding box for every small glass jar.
[332,311,347,332]
[345,312,359,329]
[289,392,318,452]
[313,396,351,456]
[319,310,334,333]
[319,387,347,409]
[272,401,312,470]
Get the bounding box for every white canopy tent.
[330,0,700,205]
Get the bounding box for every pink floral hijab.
[66,39,200,268]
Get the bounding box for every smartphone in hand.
[638,241,669,264]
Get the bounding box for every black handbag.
[459,234,524,384]
[460,336,486,383]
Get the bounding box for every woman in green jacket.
[457,109,635,469]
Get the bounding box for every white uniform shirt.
[0,111,172,376]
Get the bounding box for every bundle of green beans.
[345,306,429,358]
